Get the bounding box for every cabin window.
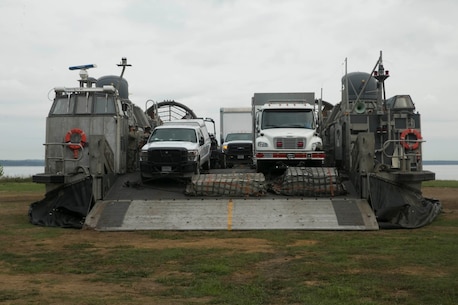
[94,95,116,114]
[74,94,92,114]
[51,96,75,115]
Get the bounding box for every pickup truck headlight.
[257,141,268,148]
[187,150,198,161]
[139,150,148,161]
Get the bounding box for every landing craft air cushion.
[30,54,441,230]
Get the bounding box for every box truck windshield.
[261,109,314,129]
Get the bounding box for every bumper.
[225,153,252,163]
[140,160,197,178]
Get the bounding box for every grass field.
[0,180,457,304]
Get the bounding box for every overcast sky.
[1,0,457,160]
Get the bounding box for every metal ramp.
[84,198,379,231]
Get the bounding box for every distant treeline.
[423,160,458,165]
[0,160,45,166]
[0,159,456,166]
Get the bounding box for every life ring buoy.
[400,128,422,150]
[65,128,87,158]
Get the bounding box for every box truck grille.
[274,137,306,149]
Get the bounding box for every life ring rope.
[65,128,87,158]
[400,128,422,150]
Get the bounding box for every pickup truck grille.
[274,137,306,149]
[147,148,188,164]
[227,143,252,154]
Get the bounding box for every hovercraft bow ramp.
[84,169,379,231]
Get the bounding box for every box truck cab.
[252,93,325,173]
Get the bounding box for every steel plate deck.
[84,198,378,231]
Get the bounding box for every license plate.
[162,166,172,172]
[237,155,244,159]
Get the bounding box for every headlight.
[139,150,148,161]
[311,142,322,151]
[222,144,228,152]
[187,150,198,161]
[257,141,268,147]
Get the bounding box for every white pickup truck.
[140,119,212,181]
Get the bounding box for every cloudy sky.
[1,0,457,160]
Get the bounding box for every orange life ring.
[65,128,87,158]
[400,128,422,150]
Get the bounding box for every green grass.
[422,180,458,187]
[0,180,45,193]
[1,224,457,304]
[0,180,456,304]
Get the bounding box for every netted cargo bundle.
[185,173,266,197]
[271,167,346,196]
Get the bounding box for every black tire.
[140,174,149,184]
[220,155,227,169]
[256,161,268,174]
[203,159,210,171]
[210,159,217,169]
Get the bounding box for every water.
[2,165,457,180]
[423,165,458,181]
[1,166,44,178]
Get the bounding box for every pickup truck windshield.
[150,128,197,143]
[225,133,252,141]
[261,109,314,129]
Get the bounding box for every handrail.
[42,142,85,174]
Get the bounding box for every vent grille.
[274,137,306,149]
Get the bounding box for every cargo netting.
[271,167,346,196]
[185,173,266,196]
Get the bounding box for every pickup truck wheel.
[203,159,210,170]
[256,161,267,174]
[141,174,149,184]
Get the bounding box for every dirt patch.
[422,187,458,219]
[0,187,456,304]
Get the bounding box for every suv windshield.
[150,128,197,143]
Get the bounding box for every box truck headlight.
[257,141,268,148]
[187,150,198,161]
[311,142,322,151]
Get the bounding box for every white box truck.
[219,107,253,168]
[252,93,325,173]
